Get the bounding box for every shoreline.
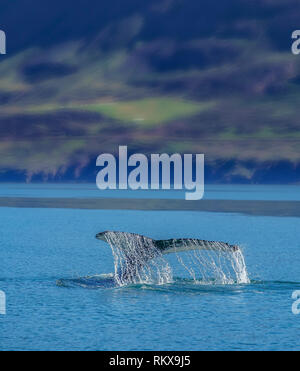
[0,197,299,217]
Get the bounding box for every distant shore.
[0,197,299,217]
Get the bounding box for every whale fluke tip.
[96,231,108,241]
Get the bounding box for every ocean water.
[0,186,300,351]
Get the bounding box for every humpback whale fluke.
[95,231,248,285]
[96,231,239,254]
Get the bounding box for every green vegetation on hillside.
[1,0,300,181]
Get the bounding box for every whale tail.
[154,238,239,254]
[96,231,239,255]
[95,231,246,285]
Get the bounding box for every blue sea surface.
[0,185,300,351]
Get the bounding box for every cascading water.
[173,243,250,285]
[104,232,173,286]
[104,232,250,286]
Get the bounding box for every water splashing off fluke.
[96,231,250,286]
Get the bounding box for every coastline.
[0,197,299,217]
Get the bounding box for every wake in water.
[98,231,250,286]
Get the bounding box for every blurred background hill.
[1,0,300,183]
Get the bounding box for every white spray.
[104,232,250,286]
